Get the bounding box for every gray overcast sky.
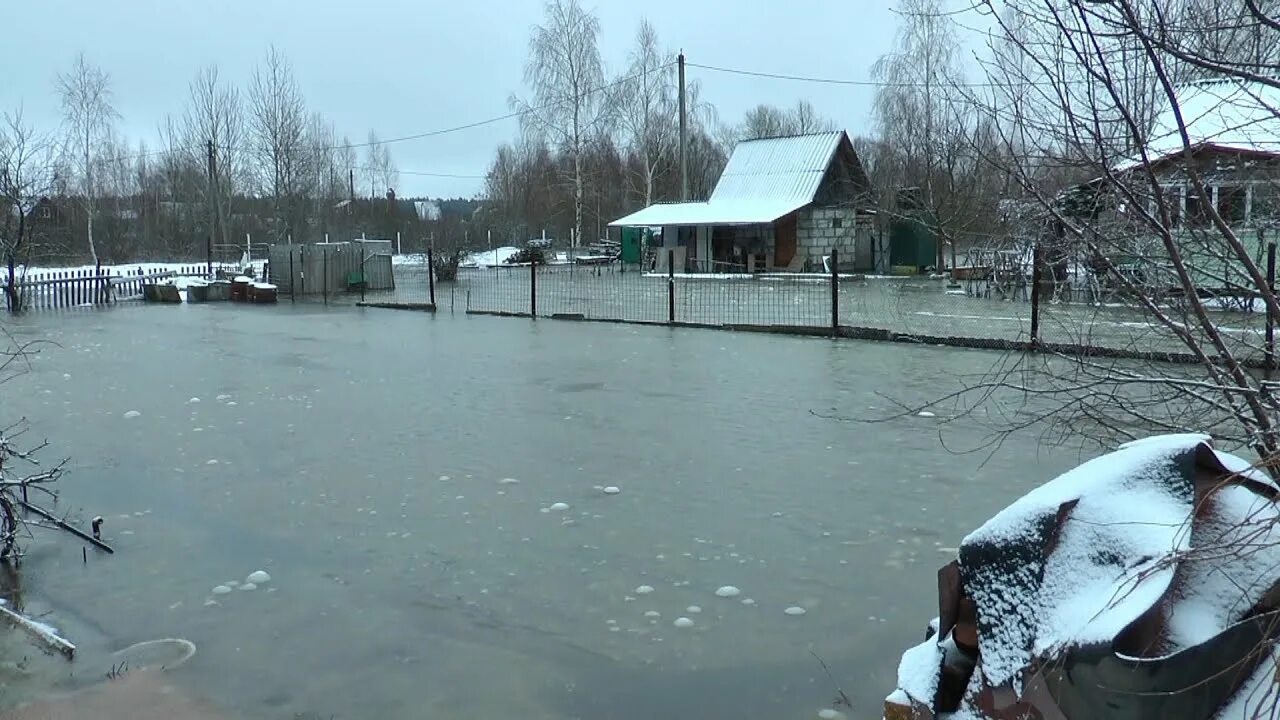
[0,0,943,198]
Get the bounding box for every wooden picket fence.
[4,265,212,312]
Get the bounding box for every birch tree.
[512,0,611,248]
[56,54,118,266]
[616,19,675,207]
[0,109,55,310]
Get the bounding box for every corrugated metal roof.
[608,198,810,227]
[710,131,844,204]
[1118,80,1280,170]
[610,131,846,227]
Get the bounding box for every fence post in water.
[1267,237,1276,376]
[427,248,436,306]
[667,249,675,325]
[830,247,839,337]
[530,257,537,318]
[1029,241,1043,347]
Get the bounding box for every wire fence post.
[830,247,839,337]
[427,248,436,306]
[530,258,537,318]
[323,246,328,306]
[1029,241,1042,347]
[288,249,295,303]
[667,249,675,325]
[1267,235,1275,377]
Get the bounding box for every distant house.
[1061,79,1280,290]
[610,131,878,272]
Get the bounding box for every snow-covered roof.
[610,131,848,227]
[414,200,441,222]
[1119,79,1280,170]
[608,198,812,227]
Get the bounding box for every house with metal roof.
[609,130,878,272]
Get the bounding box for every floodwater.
[0,303,1083,719]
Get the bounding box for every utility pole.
[349,169,355,203]
[206,140,217,278]
[678,52,689,202]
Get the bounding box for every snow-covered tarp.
[885,434,1280,720]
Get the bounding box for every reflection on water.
[0,305,1075,719]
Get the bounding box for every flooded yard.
[0,303,1080,719]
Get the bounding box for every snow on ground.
[459,247,520,268]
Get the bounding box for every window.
[832,217,843,229]
[39,206,51,219]
[1185,187,1210,227]
[1217,185,1246,225]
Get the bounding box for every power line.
[685,61,1041,89]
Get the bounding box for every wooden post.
[323,246,328,305]
[830,247,839,337]
[1029,241,1043,347]
[1267,236,1276,377]
[668,249,676,324]
[427,248,436,306]
[530,256,537,318]
[288,249,295,303]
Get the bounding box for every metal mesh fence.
[369,256,1279,368]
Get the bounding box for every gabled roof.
[1118,79,1280,170]
[610,131,852,227]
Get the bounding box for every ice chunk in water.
[548,502,570,511]
[635,585,655,594]
[784,606,807,616]
[673,617,694,628]
[123,410,141,419]
[603,486,621,495]
[211,585,232,596]
[246,570,271,584]
[715,585,741,598]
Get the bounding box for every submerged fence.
[451,248,1280,368]
[4,264,216,312]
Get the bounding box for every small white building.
[609,131,879,272]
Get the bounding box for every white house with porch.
[609,131,881,273]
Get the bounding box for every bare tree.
[616,19,676,207]
[0,109,56,310]
[512,0,612,248]
[362,131,398,198]
[56,54,119,266]
[180,65,243,252]
[789,100,834,134]
[248,46,308,243]
[937,0,1280,463]
[872,0,995,269]
[737,104,793,141]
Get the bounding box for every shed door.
[774,213,798,268]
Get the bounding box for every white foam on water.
[673,617,694,628]
[246,570,271,584]
[784,606,807,616]
[715,585,741,598]
[123,410,141,419]
[635,585,655,594]
[603,486,621,495]
[211,585,232,596]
